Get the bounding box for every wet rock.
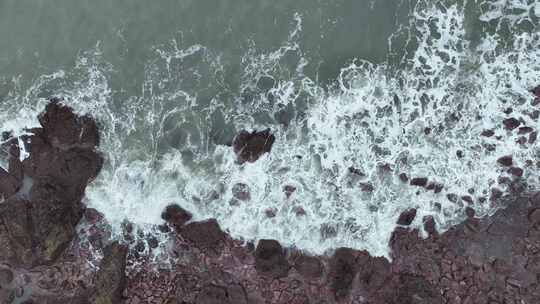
[423,216,437,235]
[283,185,296,198]
[232,183,250,201]
[518,126,533,134]
[446,193,458,203]
[232,129,275,164]
[399,173,408,183]
[529,131,537,144]
[497,155,513,167]
[410,177,428,187]
[461,195,473,205]
[181,219,225,250]
[397,209,417,226]
[0,167,21,198]
[161,204,192,231]
[502,117,520,130]
[254,239,289,278]
[465,207,476,218]
[359,182,374,192]
[294,255,323,278]
[330,248,357,300]
[38,100,100,149]
[94,242,128,304]
[528,208,540,225]
[265,208,276,218]
[456,150,464,158]
[481,129,494,137]
[84,208,104,224]
[508,167,523,177]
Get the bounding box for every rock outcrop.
[0,100,102,267]
[232,129,275,164]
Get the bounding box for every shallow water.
[0,0,539,257]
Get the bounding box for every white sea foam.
[0,0,538,258]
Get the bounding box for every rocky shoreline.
[0,94,540,303]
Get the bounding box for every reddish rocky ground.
[0,90,540,303]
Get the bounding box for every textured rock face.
[4,97,540,303]
[0,101,102,268]
[232,129,275,164]
[254,239,290,279]
[94,242,128,304]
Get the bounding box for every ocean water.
[0,0,539,258]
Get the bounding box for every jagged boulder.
[232,129,275,164]
[0,100,103,267]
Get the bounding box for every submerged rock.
[232,129,275,164]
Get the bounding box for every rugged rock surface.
[3,95,540,303]
[94,242,128,304]
[0,100,102,268]
[232,129,275,164]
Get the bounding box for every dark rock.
[446,193,458,203]
[462,195,473,204]
[424,127,431,135]
[397,209,417,226]
[456,150,464,158]
[294,255,323,278]
[508,167,524,177]
[518,126,533,134]
[181,219,225,250]
[502,117,520,130]
[503,107,513,114]
[283,185,296,198]
[497,155,513,167]
[232,183,250,201]
[94,242,128,304]
[330,248,357,300]
[195,284,248,304]
[161,204,192,231]
[348,167,365,177]
[465,207,476,218]
[517,136,528,145]
[254,239,289,278]
[481,129,494,137]
[38,101,99,149]
[0,268,14,286]
[423,216,437,235]
[0,167,21,198]
[529,131,537,144]
[410,177,428,187]
[84,208,104,224]
[232,129,275,164]
[397,275,443,304]
[359,182,374,192]
[528,208,540,225]
[398,173,408,183]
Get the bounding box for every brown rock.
[181,219,225,250]
[497,155,513,167]
[397,209,417,226]
[232,129,275,164]
[161,204,192,231]
[410,177,428,187]
[502,118,520,130]
[294,255,323,278]
[254,239,289,278]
